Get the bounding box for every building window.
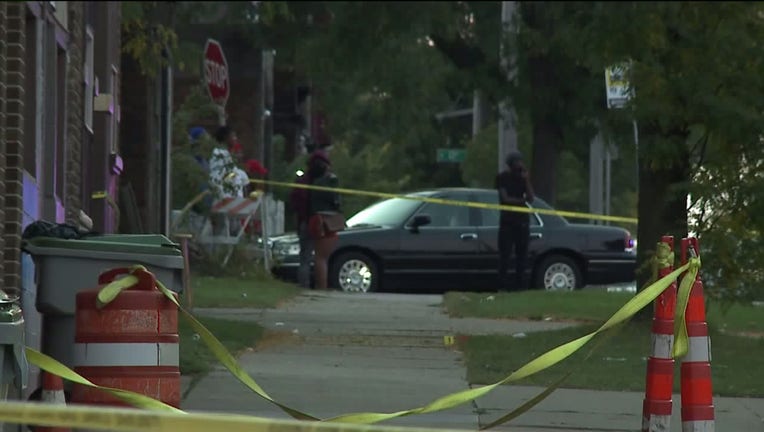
[83,26,94,134]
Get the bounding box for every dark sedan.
[270,188,636,292]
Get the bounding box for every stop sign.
[203,39,230,106]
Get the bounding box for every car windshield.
[347,197,424,227]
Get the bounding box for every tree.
[550,2,764,301]
[163,2,764,303]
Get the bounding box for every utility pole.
[498,1,519,172]
[259,49,275,273]
[589,132,604,225]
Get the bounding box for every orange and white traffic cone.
[680,238,714,432]
[35,371,70,432]
[642,236,677,432]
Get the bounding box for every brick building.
[0,1,122,400]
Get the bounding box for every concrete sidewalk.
[182,291,764,431]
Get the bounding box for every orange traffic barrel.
[71,267,180,408]
[679,238,714,432]
[642,236,677,432]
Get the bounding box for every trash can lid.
[23,234,182,257]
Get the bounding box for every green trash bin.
[22,234,184,369]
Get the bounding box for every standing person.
[209,126,250,198]
[307,150,344,290]
[289,164,313,289]
[496,151,535,292]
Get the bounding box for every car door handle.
[531,233,542,239]
[460,233,478,241]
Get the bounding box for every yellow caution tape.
[479,318,627,430]
[443,336,455,347]
[0,401,469,432]
[93,265,319,421]
[325,255,699,424]
[26,252,698,429]
[24,348,182,413]
[672,255,701,359]
[96,274,141,309]
[250,179,639,225]
[171,190,212,231]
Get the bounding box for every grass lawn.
[443,290,764,333]
[188,274,302,308]
[179,315,264,376]
[179,273,296,391]
[447,290,764,397]
[460,321,764,397]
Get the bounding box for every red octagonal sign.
[204,39,230,107]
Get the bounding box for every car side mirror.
[410,214,431,233]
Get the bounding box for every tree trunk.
[530,119,562,204]
[527,59,563,204]
[521,2,563,205]
[635,133,690,320]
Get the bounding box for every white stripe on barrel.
[643,414,671,432]
[74,343,179,367]
[41,390,66,405]
[683,420,714,432]
[683,336,711,363]
[651,333,674,359]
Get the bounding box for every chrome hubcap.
[543,263,576,291]
[338,259,373,293]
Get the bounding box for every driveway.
[182,291,764,431]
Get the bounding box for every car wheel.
[535,254,582,291]
[331,252,378,293]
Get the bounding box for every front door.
[395,192,481,277]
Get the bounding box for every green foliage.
[329,141,414,218]
[165,1,764,305]
[461,123,499,188]
[460,114,534,189]
[171,152,207,211]
[170,85,220,211]
[513,2,764,301]
[121,2,179,77]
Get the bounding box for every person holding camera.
[495,151,535,292]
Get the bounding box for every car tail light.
[625,231,635,252]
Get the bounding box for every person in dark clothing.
[495,151,535,292]
[289,166,314,289]
[306,150,343,290]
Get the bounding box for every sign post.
[605,62,632,109]
[203,39,230,125]
[603,62,638,224]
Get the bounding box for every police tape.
[0,401,469,432]
[24,348,182,413]
[249,179,639,225]
[24,252,699,429]
[325,252,698,424]
[102,265,319,421]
